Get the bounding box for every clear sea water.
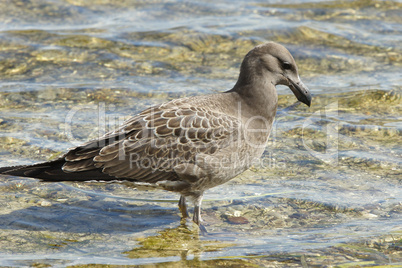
[0,0,401,266]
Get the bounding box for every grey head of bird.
[234,42,312,107]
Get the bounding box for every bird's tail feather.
[0,159,109,182]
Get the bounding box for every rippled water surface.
[0,0,401,267]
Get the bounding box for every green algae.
[0,0,401,266]
[124,224,235,259]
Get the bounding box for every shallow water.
[0,0,401,267]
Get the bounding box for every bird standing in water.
[0,42,311,232]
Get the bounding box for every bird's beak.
[288,77,312,107]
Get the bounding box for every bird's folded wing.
[62,106,240,183]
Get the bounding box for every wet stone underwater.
[0,0,401,267]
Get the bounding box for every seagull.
[0,42,311,232]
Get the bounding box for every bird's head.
[236,42,312,107]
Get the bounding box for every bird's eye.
[283,61,292,70]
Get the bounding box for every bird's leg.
[178,195,189,218]
[193,205,207,233]
[192,195,207,233]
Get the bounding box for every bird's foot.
[198,223,208,235]
[193,204,208,235]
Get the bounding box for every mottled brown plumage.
[0,42,311,231]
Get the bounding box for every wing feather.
[61,105,240,184]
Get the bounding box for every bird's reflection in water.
[124,222,235,262]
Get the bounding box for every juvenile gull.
[0,42,311,231]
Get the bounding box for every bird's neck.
[230,77,278,122]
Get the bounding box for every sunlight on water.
[0,0,401,266]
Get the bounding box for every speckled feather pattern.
[0,42,311,228]
[62,96,242,190]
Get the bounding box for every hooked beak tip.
[289,78,312,107]
[304,93,312,107]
